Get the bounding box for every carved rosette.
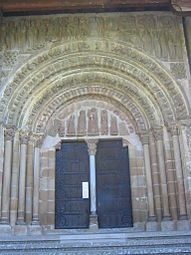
[4,126,15,141]
[86,139,98,155]
[20,131,29,145]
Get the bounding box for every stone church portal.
[0,10,191,253]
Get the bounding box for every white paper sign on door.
[82,182,89,199]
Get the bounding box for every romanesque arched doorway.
[0,39,190,233]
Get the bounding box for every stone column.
[86,139,98,229]
[163,127,177,221]
[31,135,43,226]
[149,131,162,222]
[0,126,14,225]
[171,126,187,218]
[141,134,157,231]
[25,135,34,224]
[154,129,174,230]
[170,125,189,230]
[16,132,28,225]
[10,131,20,226]
[0,124,5,219]
[178,119,191,222]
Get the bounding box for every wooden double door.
[55,140,133,229]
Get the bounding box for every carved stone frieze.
[0,14,183,62]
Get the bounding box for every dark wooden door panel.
[96,140,133,228]
[55,141,89,229]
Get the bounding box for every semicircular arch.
[0,39,189,133]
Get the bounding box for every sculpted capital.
[34,134,44,148]
[20,131,29,145]
[153,128,163,141]
[4,126,15,141]
[140,133,149,145]
[86,139,98,155]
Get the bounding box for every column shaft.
[86,139,98,229]
[17,140,27,224]
[1,138,13,223]
[155,131,171,219]
[163,130,177,220]
[172,129,187,218]
[89,154,96,214]
[32,146,40,223]
[149,132,162,221]
[10,132,20,226]
[141,135,155,219]
[25,138,34,223]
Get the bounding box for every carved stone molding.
[0,39,188,132]
[4,125,15,141]
[32,86,148,134]
[86,139,98,155]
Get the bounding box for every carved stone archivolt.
[0,39,189,135]
[46,100,137,138]
[27,88,148,134]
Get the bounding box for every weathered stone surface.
[0,11,190,239]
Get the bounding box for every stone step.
[0,230,191,254]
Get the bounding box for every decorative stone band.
[86,139,98,155]
[4,125,15,141]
